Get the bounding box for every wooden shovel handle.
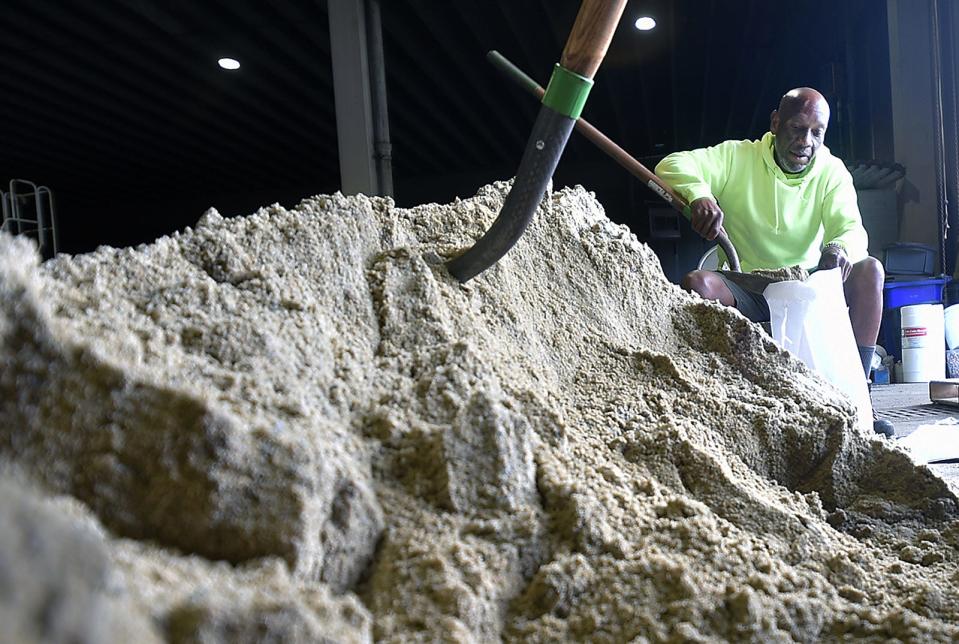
[486,49,743,272]
[560,0,628,79]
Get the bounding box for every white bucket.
[901,303,945,382]
[945,303,959,349]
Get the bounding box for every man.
[654,87,892,436]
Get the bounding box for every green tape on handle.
[541,63,593,119]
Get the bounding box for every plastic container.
[883,242,936,276]
[900,303,945,382]
[946,304,959,349]
[883,276,949,309]
[880,276,950,358]
[873,366,890,385]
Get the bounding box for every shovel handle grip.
[487,49,743,273]
[560,0,628,78]
[446,1,627,282]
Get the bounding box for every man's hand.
[689,197,724,241]
[818,245,852,281]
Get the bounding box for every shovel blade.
[446,104,575,283]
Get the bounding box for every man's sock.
[858,345,876,379]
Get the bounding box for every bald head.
[777,87,830,123]
[770,87,830,173]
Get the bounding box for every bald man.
[655,88,892,436]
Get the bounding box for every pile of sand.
[1,182,958,642]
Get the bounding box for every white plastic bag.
[763,268,872,433]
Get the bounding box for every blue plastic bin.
[880,277,950,359]
[884,277,949,309]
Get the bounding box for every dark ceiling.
[1,0,892,256]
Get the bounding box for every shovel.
[485,50,741,272]
[446,0,627,282]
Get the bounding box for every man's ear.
[769,109,780,134]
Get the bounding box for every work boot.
[872,410,895,438]
[867,381,895,437]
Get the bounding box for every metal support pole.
[328,0,378,195]
[365,0,393,197]
[931,0,949,273]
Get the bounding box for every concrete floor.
[872,382,959,493]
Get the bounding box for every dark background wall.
[3,0,943,281]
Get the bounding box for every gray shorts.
[715,271,775,323]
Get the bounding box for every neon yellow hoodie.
[654,132,868,272]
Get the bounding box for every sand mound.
[2,182,958,642]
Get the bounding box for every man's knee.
[681,270,734,305]
[681,270,711,296]
[849,256,885,292]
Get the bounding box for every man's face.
[770,103,828,173]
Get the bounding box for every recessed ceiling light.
[634,16,656,31]
[218,57,241,70]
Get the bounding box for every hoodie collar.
[761,131,826,186]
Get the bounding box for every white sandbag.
[764,268,872,433]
